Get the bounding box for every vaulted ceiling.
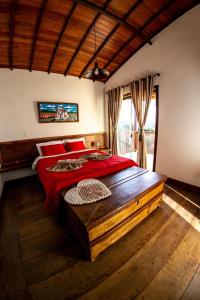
[0,0,198,82]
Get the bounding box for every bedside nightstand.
[98,147,112,154]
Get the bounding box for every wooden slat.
[9,0,17,70]
[65,171,166,228]
[2,177,200,298]
[104,0,177,71]
[64,0,111,76]
[0,0,198,81]
[105,0,199,81]
[47,1,77,74]
[75,0,151,43]
[79,0,147,78]
[89,184,164,241]
[90,194,162,261]
[29,0,48,72]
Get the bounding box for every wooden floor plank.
[28,200,191,300]
[27,203,173,299]
[0,176,199,300]
[0,190,32,300]
[135,212,200,300]
[20,226,70,261]
[181,263,200,300]
[18,215,65,242]
[76,203,196,300]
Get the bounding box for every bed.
[32,140,166,260]
[33,148,138,213]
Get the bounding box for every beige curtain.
[108,87,122,155]
[129,75,154,168]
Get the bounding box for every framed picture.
[37,102,79,123]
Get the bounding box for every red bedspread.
[36,149,138,213]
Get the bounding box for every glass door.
[117,99,137,162]
[117,87,158,171]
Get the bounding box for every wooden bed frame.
[62,167,167,261]
[1,133,166,261]
[0,132,106,172]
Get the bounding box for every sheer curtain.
[107,87,123,155]
[129,75,154,168]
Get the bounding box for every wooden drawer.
[89,183,164,241]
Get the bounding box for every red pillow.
[40,144,66,156]
[65,141,86,152]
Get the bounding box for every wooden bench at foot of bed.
[62,167,167,261]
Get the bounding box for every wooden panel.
[90,194,162,261]
[0,132,106,172]
[51,4,95,73]
[63,167,167,260]
[0,0,199,80]
[127,2,154,28]
[89,183,164,241]
[107,0,138,18]
[2,177,200,298]
[105,0,199,81]
[32,2,69,71]
[65,169,166,228]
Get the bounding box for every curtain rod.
[105,73,160,94]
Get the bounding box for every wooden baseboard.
[166,177,200,194]
[4,174,38,188]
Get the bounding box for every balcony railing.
[118,130,155,156]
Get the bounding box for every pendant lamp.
[84,61,109,81]
[83,8,109,81]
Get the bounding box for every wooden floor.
[0,176,200,300]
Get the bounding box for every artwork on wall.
[37,102,79,123]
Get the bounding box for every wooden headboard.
[0,132,106,172]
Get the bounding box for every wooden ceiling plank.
[9,0,17,70]
[79,0,145,78]
[75,0,151,44]
[105,0,199,82]
[47,2,77,74]
[29,0,48,72]
[104,0,177,71]
[64,0,111,76]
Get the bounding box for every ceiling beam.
[29,0,48,72]
[104,0,183,82]
[9,0,17,70]
[104,0,177,71]
[48,1,77,74]
[79,0,148,79]
[75,0,151,45]
[64,0,111,76]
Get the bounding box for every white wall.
[0,70,104,141]
[105,5,200,187]
[0,69,105,186]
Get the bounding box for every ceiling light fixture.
[83,7,109,81]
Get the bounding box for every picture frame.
[37,102,79,123]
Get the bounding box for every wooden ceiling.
[0,0,199,82]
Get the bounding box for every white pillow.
[36,140,63,155]
[63,138,85,144]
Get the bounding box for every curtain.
[129,75,154,168]
[108,87,122,155]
